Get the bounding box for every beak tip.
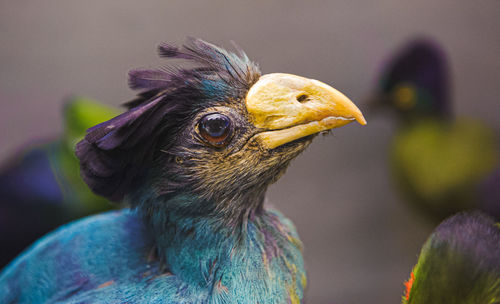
[357,115,367,126]
[351,108,367,126]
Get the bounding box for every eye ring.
[198,113,232,147]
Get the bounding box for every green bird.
[370,39,500,221]
[402,212,500,303]
[0,96,120,267]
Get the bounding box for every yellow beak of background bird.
[246,73,367,149]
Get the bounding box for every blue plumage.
[0,38,364,303]
[0,39,307,303]
[1,202,305,303]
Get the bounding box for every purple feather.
[432,212,500,269]
[76,38,261,202]
[75,97,166,201]
[158,44,195,60]
[128,69,174,90]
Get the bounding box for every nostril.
[296,94,309,103]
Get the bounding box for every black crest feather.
[76,38,260,201]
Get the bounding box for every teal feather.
[0,199,305,303]
[0,39,308,304]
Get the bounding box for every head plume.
[76,38,261,202]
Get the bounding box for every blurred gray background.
[1,1,499,303]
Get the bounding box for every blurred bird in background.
[0,97,120,267]
[370,39,500,221]
[402,212,500,304]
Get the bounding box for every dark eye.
[199,113,232,147]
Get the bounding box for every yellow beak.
[246,73,366,149]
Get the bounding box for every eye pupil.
[199,114,231,146]
[203,115,228,137]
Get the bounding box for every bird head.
[76,38,365,222]
[369,39,450,123]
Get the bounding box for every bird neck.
[134,193,304,289]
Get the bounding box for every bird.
[0,96,120,268]
[370,38,500,221]
[0,38,366,303]
[402,212,500,304]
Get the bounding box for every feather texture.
[77,38,260,202]
[404,212,500,303]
